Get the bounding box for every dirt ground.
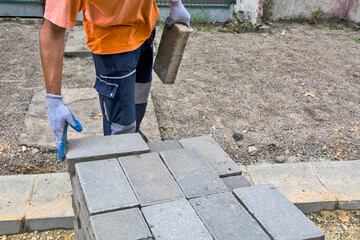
[0,19,359,174]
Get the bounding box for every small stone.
[232,133,244,142]
[275,155,287,163]
[248,146,258,156]
[2,236,7,240]
[21,146,27,152]
[31,148,39,154]
[40,237,46,240]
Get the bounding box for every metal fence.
[156,0,235,8]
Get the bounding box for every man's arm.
[39,19,66,95]
[39,19,82,161]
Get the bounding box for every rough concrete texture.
[221,175,252,190]
[90,208,152,240]
[25,173,74,231]
[160,148,228,199]
[247,163,337,213]
[349,1,360,23]
[142,199,213,240]
[64,28,91,58]
[19,88,161,150]
[154,23,190,84]
[119,153,184,206]
[66,133,149,163]
[75,159,138,216]
[179,136,242,177]
[148,140,182,153]
[71,177,93,240]
[234,184,325,240]
[190,192,270,240]
[0,175,35,235]
[0,3,43,17]
[234,0,262,24]
[272,0,360,22]
[310,160,360,210]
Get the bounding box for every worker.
[40,0,190,161]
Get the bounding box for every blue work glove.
[45,94,82,161]
[167,0,191,28]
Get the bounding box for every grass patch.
[318,24,343,30]
[198,25,214,32]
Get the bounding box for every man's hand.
[45,94,82,161]
[168,0,191,28]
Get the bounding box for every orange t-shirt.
[44,0,159,54]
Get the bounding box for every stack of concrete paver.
[66,133,325,240]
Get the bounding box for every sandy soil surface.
[0,19,359,173]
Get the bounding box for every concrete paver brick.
[154,23,190,84]
[66,133,149,171]
[190,192,270,240]
[90,208,152,240]
[75,159,138,216]
[0,205,27,235]
[310,160,360,210]
[179,135,242,177]
[119,153,184,206]
[221,175,252,190]
[160,149,228,199]
[247,163,337,213]
[233,184,325,240]
[64,27,91,58]
[0,175,35,235]
[71,177,93,240]
[148,140,182,153]
[142,199,213,240]
[25,173,74,231]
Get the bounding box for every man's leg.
[135,29,156,132]
[92,52,137,135]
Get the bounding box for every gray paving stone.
[247,163,337,213]
[160,149,228,199]
[66,133,149,172]
[75,159,139,216]
[119,152,184,206]
[190,192,270,240]
[20,88,160,150]
[142,199,213,240]
[74,220,84,240]
[154,23,190,84]
[0,174,35,235]
[179,135,242,177]
[222,175,252,190]
[310,160,360,210]
[148,140,182,153]
[64,27,91,58]
[90,208,152,240]
[25,173,74,231]
[71,177,93,240]
[233,184,325,240]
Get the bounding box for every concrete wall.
[158,7,234,23]
[0,3,43,17]
[272,0,360,23]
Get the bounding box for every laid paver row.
[0,173,73,235]
[246,160,360,213]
